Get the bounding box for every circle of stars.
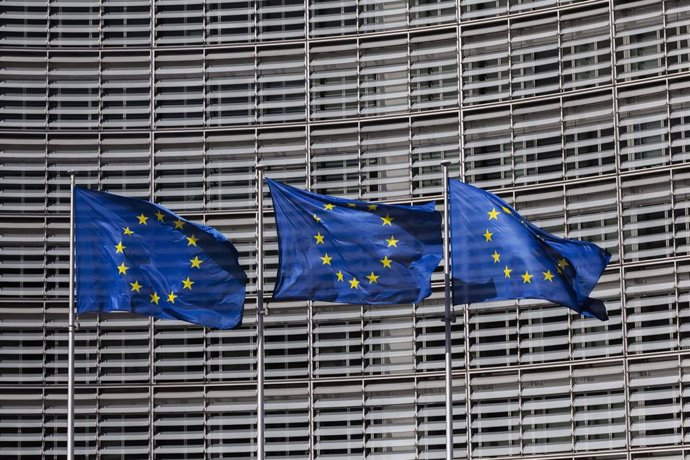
[114,208,203,306]
[311,201,398,290]
[483,205,566,285]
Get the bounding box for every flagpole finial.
[440,160,452,167]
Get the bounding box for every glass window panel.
[206,0,255,44]
[359,0,407,33]
[618,83,670,171]
[206,48,256,127]
[665,0,690,73]
[621,172,673,261]
[614,0,666,81]
[624,264,679,354]
[463,108,513,189]
[461,23,511,105]
[102,0,150,47]
[628,357,682,447]
[0,51,47,129]
[410,31,459,112]
[512,100,564,185]
[154,133,205,211]
[155,0,204,46]
[309,40,359,120]
[101,52,151,129]
[563,92,616,178]
[411,113,460,198]
[48,52,100,129]
[1,0,48,46]
[669,78,690,164]
[560,5,613,90]
[409,0,456,27]
[310,123,360,197]
[207,387,257,457]
[206,130,256,210]
[155,51,204,128]
[257,46,306,123]
[49,2,99,47]
[257,0,305,41]
[360,120,411,200]
[360,36,409,117]
[470,371,520,457]
[309,0,358,37]
[511,14,560,98]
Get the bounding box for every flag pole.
[440,160,454,460]
[255,164,266,460]
[67,173,76,460]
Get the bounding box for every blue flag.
[267,179,443,305]
[449,180,611,320]
[74,188,247,329]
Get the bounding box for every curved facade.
[2,0,690,458]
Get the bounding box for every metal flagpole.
[440,160,454,460]
[255,164,266,460]
[67,174,76,460]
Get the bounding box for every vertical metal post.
[67,174,76,460]
[440,160,453,460]
[255,164,266,460]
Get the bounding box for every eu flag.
[267,179,443,305]
[74,188,247,329]
[449,180,611,320]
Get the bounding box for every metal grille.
[1,0,690,458]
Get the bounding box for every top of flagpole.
[255,164,266,171]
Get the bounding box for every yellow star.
[182,277,194,290]
[174,219,185,230]
[347,203,356,208]
[381,214,393,226]
[130,280,142,293]
[368,204,377,211]
[312,213,322,223]
[386,236,399,247]
[556,267,563,274]
[167,291,177,303]
[483,229,493,242]
[314,232,325,244]
[557,258,569,269]
[491,250,500,263]
[324,203,335,211]
[150,292,160,305]
[544,270,554,282]
[349,277,360,289]
[503,266,512,278]
[186,235,198,246]
[380,256,392,268]
[487,208,501,220]
[137,213,148,225]
[501,206,512,214]
[320,253,332,265]
[123,227,134,236]
[155,210,165,222]
[521,271,533,284]
[115,241,126,254]
[336,271,344,282]
[366,272,379,284]
[117,262,129,275]
[190,256,202,269]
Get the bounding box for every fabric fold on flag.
[267,179,443,305]
[449,179,611,321]
[74,188,247,329]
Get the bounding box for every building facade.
[1,0,690,458]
